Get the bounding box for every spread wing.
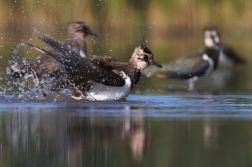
[162,52,210,79]
[28,36,125,87]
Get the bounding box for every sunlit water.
[0,28,251,167]
[0,92,252,167]
[1,93,251,118]
[1,42,251,167]
[1,0,252,165]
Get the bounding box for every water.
[1,94,252,117]
[1,0,252,166]
[0,93,252,167]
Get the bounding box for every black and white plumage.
[145,27,221,90]
[27,36,162,101]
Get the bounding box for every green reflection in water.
[0,111,252,167]
[0,1,251,167]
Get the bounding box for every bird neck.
[205,46,220,69]
[69,32,87,55]
[123,60,142,89]
[111,60,142,89]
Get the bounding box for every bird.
[26,36,162,101]
[203,26,246,67]
[66,21,97,58]
[9,21,97,79]
[145,27,221,90]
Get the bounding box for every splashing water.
[3,42,51,100]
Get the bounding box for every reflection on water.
[0,94,252,167]
[0,107,149,167]
[203,118,218,149]
[0,0,252,166]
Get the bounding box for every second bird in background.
[9,21,97,79]
[145,26,221,91]
[203,26,246,68]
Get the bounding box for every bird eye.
[143,55,148,60]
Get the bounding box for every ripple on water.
[0,91,251,119]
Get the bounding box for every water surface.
[0,93,252,167]
[0,0,252,166]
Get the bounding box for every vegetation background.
[0,0,252,93]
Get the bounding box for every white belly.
[72,72,132,101]
[202,54,214,74]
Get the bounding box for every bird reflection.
[0,108,151,166]
[129,116,150,161]
[203,118,218,149]
[65,113,150,164]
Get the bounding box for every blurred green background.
[1,1,252,167]
[0,0,252,93]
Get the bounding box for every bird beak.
[151,60,162,68]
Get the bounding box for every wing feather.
[162,52,210,79]
[29,36,125,87]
